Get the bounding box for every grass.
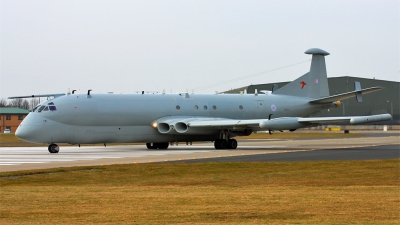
[1,160,399,224]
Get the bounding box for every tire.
[146,143,156,149]
[227,139,238,149]
[214,139,221,149]
[219,139,228,149]
[214,139,228,149]
[48,144,59,153]
[157,142,169,149]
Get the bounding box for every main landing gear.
[214,129,237,149]
[214,138,237,149]
[48,143,59,153]
[146,142,169,149]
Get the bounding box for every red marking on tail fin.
[300,81,307,89]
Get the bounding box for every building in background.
[0,108,30,133]
[225,77,399,124]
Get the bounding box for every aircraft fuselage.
[17,93,324,144]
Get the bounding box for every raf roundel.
[271,104,277,112]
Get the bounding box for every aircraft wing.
[155,114,392,135]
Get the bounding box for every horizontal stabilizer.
[8,93,66,99]
[309,87,383,104]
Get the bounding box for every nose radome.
[15,125,31,142]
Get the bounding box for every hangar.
[225,76,399,125]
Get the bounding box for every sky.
[1,0,399,99]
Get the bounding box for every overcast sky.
[1,0,399,99]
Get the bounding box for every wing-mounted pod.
[259,117,311,131]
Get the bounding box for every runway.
[0,135,399,172]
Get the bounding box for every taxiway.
[0,135,398,172]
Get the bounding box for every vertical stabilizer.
[274,48,330,98]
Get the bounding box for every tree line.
[0,98,41,110]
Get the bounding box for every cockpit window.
[43,106,49,111]
[48,102,54,105]
[49,106,57,111]
[38,106,46,112]
[32,105,40,112]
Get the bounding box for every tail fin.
[274,48,330,98]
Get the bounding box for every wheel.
[48,144,59,153]
[219,139,228,149]
[146,143,156,149]
[227,139,238,149]
[157,142,169,149]
[214,139,228,149]
[146,142,169,149]
[214,139,221,149]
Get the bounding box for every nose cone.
[15,125,32,142]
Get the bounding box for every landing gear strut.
[48,143,59,153]
[146,142,169,150]
[214,129,237,149]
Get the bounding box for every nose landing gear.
[48,143,59,153]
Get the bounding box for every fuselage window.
[37,106,46,112]
[43,106,49,111]
[176,105,180,110]
[204,105,208,110]
[239,105,243,110]
[213,105,217,110]
[194,105,199,110]
[49,106,57,111]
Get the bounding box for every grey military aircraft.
[10,48,392,153]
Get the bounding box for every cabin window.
[203,105,208,110]
[213,105,217,110]
[194,105,198,110]
[176,105,180,110]
[49,106,57,111]
[239,105,243,110]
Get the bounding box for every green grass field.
[1,160,399,224]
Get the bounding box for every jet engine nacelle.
[259,117,310,131]
[155,118,218,135]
